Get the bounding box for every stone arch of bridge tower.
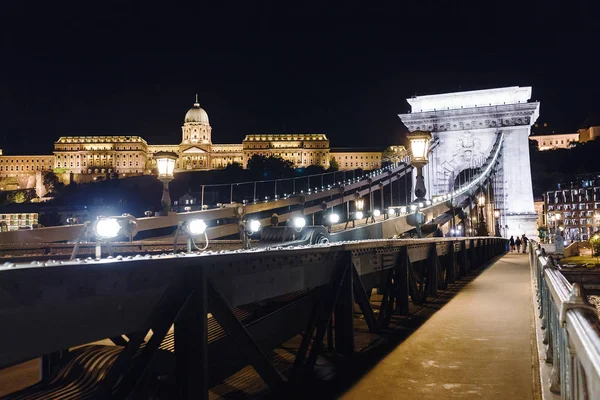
[428,131,498,196]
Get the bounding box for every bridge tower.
[399,86,540,239]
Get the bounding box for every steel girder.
[0,237,506,399]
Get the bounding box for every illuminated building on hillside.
[0,96,386,191]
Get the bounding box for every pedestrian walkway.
[342,252,540,400]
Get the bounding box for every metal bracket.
[559,283,597,327]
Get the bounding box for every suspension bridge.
[1,87,598,400]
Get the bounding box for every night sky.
[1,2,598,155]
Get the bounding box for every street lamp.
[494,209,501,237]
[477,193,488,236]
[355,198,365,212]
[155,151,178,215]
[407,130,432,202]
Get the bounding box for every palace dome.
[184,102,209,124]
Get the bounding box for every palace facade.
[0,98,384,191]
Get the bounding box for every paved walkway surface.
[343,252,540,400]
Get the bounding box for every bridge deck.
[342,252,540,400]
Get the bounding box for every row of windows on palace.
[545,188,600,203]
[55,146,145,151]
[538,138,577,146]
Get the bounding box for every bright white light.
[293,217,306,229]
[328,213,340,224]
[373,209,381,217]
[156,157,176,177]
[388,207,396,216]
[410,205,417,212]
[410,138,428,161]
[187,219,207,235]
[425,200,431,206]
[355,211,364,220]
[247,219,261,233]
[418,202,424,208]
[400,206,407,213]
[451,229,456,235]
[95,218,121,239]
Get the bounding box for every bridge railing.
[0,236,506,398]
[0,162,412,244]
[530,242,600,399]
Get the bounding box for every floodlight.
[388,207,396,216]
[328,213,340,224]
[410,204,417,212]
[373,209,381,217]
[355,211,364,220]
[400,206,407,214]
[247,219,261,233]
[94,218,121,240]
[293,217,306,229]
[186,219,207,236]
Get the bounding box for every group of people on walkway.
[509,234,529,253]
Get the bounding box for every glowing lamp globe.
[373,209,381,217]
[494,209,500,219]
[478,194,485,207]
[406,130,432,164]
[155,151,178,179]
[355,198,365,211]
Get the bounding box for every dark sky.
[1,1,598,155]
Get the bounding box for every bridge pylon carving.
[399,86,540,239]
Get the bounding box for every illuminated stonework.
[400,86,541,239]
[0,97,385,192]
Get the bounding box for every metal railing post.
[293,177,296,194]
[230,184,234,203]
[390,174,393,207]
[201,185,205,208]
[274,180,277,198]
[253,182,257,201]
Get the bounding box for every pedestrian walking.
[509,236,515,252]
[522,234,529,253]
[515,236,522,253]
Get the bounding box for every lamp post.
[155,151,178,215]
[494,209,501,237]
[477,193,488,236]
[407,130,432,203]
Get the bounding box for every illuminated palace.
[0,98,384,190]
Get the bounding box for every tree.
[10,191,27,204]
[382,145,408,164]
[247,155,294,179]
[38,210,62,227]
[328,157,340,171]
[590,233,600,265]
[43,171,64,193]
[225,161,243,172]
